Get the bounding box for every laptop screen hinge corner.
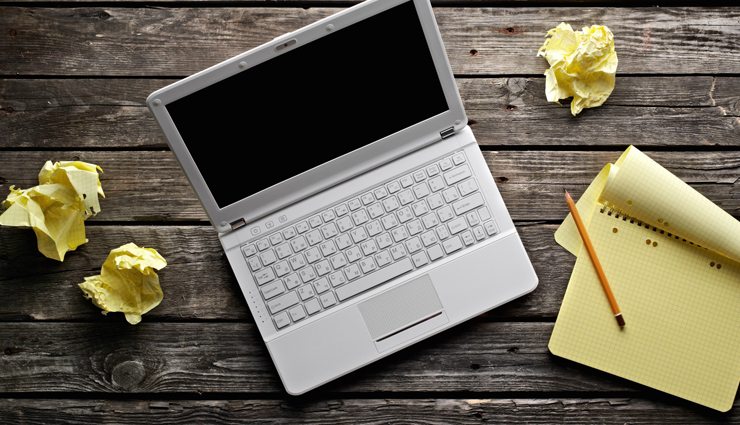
[229,218,247,232]
[440,126,455,140]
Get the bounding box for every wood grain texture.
[0,398,736,424]
[0,322,680,394]
[0,224,567,321]
[2,77,738,148]
[2,8,740,76]
[0,150,736,222]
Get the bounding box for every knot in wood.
[111,360,146,390]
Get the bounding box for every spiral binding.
[597,205,702,248]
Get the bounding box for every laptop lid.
[147,0,466,232]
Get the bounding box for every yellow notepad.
[551,146,740,412]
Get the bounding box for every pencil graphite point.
[616,313,626,328]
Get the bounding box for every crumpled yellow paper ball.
[79,243,167,325]
[537,23,618,116]
[0,161,104,261]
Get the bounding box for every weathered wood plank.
[0,224,567,321]
[0,322,677,393]
[1,398,736,424]
[0,151,736,222]
[3,77,738,148]
[1,8,739,76]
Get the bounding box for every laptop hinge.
[440,126,455,139]
[229,218,247,232]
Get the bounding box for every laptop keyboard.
[241,151,499,331]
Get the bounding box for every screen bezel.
[147,0,467,232]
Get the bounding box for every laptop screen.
[166,1,449,208]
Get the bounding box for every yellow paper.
[551,146,740,412]
[537,23,618,116]
[79,243,167,325]
[0,161,104,261]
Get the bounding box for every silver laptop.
[147,0,538,395]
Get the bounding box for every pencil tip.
[616,313,625,327]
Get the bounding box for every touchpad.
[358,274,446,345]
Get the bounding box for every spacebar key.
[336,258,414,301]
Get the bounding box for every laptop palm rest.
[358,274,449,353]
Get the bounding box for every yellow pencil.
[564,189,625,328]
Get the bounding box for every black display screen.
[167,1,449,208]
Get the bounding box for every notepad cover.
[551,146,740,412]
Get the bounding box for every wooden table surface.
[1,0,738,422]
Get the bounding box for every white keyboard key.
[275,243,292,259]
[320,292,337,308]
[309,215,323,228]
[296,221,310,233]
[344,264,361,280]
[274,261,291,277]
[288,305,306,322]
[411,201,429,217]
[320,223,338,239]
[421,230,438,247]
[390,244,407,260]
[359,257,377,274]
[443,236,463,254]
[421,213,439,229]
[242,244,257,257]
[367,203,384,219]
[452,152,466,165]
[412,251,429,268]
[374,250,392,267]
[439,157,453,171]
[374,187,388,199]
[427,193,444,210]
[346,246,363,262]
[247,256,262,272]
[405,236,423,254]
[382,196,399,212]
[413,170,426,182]
[391,226,409,242]
[260,250,277,266]
[261,280,285,299]
[255,267,276,285]
[269,233,283,245]
[461,230,475,246]
[298,284,315,301]
[397,207,414,223]
[330,252,348,269]
[299,266,317,283]
[306,230,323,246]
[381,214,399,230]
[360,239,378,256]
[413,182,430,198]
[273,311,290,329]
[336,258,414,301]
[267,291,299,314]
[428,244,444,261]
[329,271,347,287]
[453,193,485,216]
[321,210,335,222]
[314,277,331,294]
[256,239,270,251]
[426,164,440,177]
[484,220,499,236]
[387,181,401,193]
[305,247,321,264]
[458,179,478,197]
[376,233,393,249]
[348,198,362,211]
[336,233,352,250]
[366,220,383,237]
[335,204,349,216]
[361,192,375,205]
[478,207,492,222]
[474,226,486,240]
[436,225,451,241]
[305,298,321,315]
[315,260,332,276]
[466,211,481,227]
[398,190,415,205]
[290,236,308,252]
[351,209,369,225]
[407,219,423,235]
[444,164,471,186]
[442,187,460,203]
[350,227,368,243]
[319,240,337,257]
[282,227,297,239]
[400,174,414,188]
[289,254,306,270]
[428,176,445,192]
[437,205,454,222]
[448,217,467,234]
[284,273,301,290]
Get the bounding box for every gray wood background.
[1,0,738,422]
